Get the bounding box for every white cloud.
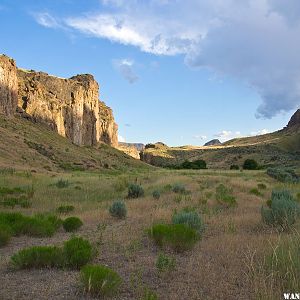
[112,58,139,83]
[33,1,300,118]
[250,129,270,136]
[34,12,60,28]
[193,135,207,140]
[118,135,126,142]
[215,130,242,142]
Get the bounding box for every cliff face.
[17,69,118,147]
[0,55,18,116]
[286,109,300,129]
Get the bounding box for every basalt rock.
[0,55,18,116]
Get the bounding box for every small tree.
[243,159,258,170]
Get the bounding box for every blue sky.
[1,0,299,146]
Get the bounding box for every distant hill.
[117,142,145,159]
[141,109,300,169]
[204,139,222,146]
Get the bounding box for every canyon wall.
[0,54,118,147]
[0,55,18,116]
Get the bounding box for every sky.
[0,0,299,146]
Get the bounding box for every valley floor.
[0,168,299,299]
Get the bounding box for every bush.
[63,236,93,269]
[142,288,158,300]
[56,205,75,214]
[261,189,300,229]
[55,179,70,188]
[152,190,161,199]
[127,184,144,198]
[0,212,61,237]
[172,211,204,233]
[266,168,299,183]
[148,223,198,252]
[249,188,263,197]
[243,159,259,170]
[172,184,186,194]
[181,160,207,169]
[257,183,267,190]
[0,225,12,247]
[109,201,127,219]
[230,164,239,170]
[63,217,83,232]
[215,184,237,208]
[80,265,122,297]
[156,253,176,273]
[11,246,63,269]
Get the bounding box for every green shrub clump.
[127,184,144,198]
[156,253,176,273]
[266,168,299,183]
[148,223,198,252]
[249,188,263,197]
[181,159,207,169]
[215,184,237,208]
[257,183,267,190]
[11,246,63,269]
[172,211,204,233]
[152,190,161,199]
[0,212,61,237]
[63,217,83,232]
[109,200,127,219]
[243,159,259,170]
[56,205,75,214]
[261,189,300,229]
[63,236,93,269]
[230,165,239,170]
[80,265,122,297]
[55,179,70,188]
[172,184,186,194]
[0,225,12,247]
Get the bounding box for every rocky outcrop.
[286,109,300,129]
[0,55,18,116]
[17,69,118,147]
[204,139,222,146]
[117,142,145,159]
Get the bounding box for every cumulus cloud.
[34,1,300,117]
[250,129,270,136]
[112,59,139,83]
[118,135,126,142]
[215,130,242,141]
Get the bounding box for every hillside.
[141,110,300,169]
[0,113,149,172]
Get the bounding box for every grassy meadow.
[0,167,300,299]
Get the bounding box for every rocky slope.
[204,139,222,146]
[141,109,300,169]
[1,54,118,147]
[117,143,145,159]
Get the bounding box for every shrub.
[142,288,158,300]
[257,183,267,190]
[55,179,70,188]
[215,184,237,208]
[127,184,144,198]
[80,265,122,297]
[152,190,161,199]
[266,168,299,183]
[11,246,63,269]
[249,188,263,197]
[230,164,239,170]
[172,184,186,194]
[63,236,93,269]
[261,189,300,229]
[63,217,83,232]
[243,159,259,170]
[181,160,207,169]
[109,201,127,219]
[172,211,204,233]
[156,253,176,273]
[0,225,12,247]
[56,205,75,214]
[148,223,198,252]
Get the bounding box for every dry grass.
[0,169,299,299]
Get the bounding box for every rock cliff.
[286,109,300,129]
[0,55,18,116]
[204,139,222,146]
[0,54,118,147]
